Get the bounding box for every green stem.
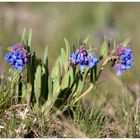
[94,65,97,81]
[27,63,32,108]
[72,83,93,104]
[96,56,112,81]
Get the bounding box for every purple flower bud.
[24,57,28,63]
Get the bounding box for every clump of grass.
[71,102,105,137]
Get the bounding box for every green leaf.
[51,57,60,80]
[76,78,84,94]
[48,75,53,101]
[22,82,27,103]
[122,37,131,47]
[61,73,69,90]
[41,66,48,101]
[22,82,27,97]
[43,47,49,100]
[20,28,32,52]
[69,68,74,87]
[34,65,42,105]
[62,68,74,90]
[43,47,48,67]
[83,36,90,44]
[76,71,87,94]
[51,56,61,95]
[42,66,46,75]
[58,56,63,76]
[61,48,68,71]
[64,38,70,58]
[100,39,108,58]
[20,28,27,45]
[27,28,32,48]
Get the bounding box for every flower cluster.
[4,43,28,71]
[111,45,133,76]
[70,46,99,70]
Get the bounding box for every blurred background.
[0,2,140,99]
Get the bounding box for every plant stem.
[73,83,93,104]
[96,56,112,81]
[94,65,97,81]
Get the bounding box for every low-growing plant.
[0,28,135,137]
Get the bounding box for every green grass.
[1,78,140,138]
